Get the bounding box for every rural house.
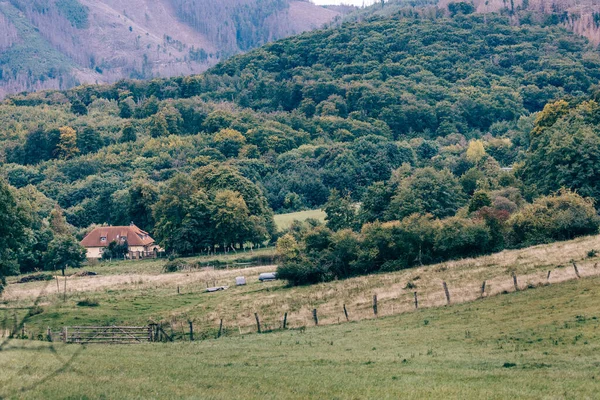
[80,223,160,259]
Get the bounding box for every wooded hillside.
[0,0,340,98]
[1,10,600,282]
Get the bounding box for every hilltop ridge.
[0,0,341,97]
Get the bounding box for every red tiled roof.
[80,225,156,247]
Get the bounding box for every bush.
[509,190,600,246]
[277,259,328,286]
[77,299,99,307]
[162,259,188,273]
[434,217,492,259]
[17,274,53,284]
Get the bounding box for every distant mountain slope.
[1,11,598,228]
[0,0,340,98]
[439,0,600,44]
[343,0,600,45]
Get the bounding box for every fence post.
[343,304,349,321]
[283,313,288,329]
[512,273,518,291]
[47,327,52,342]
[177,286,180,294]
[572,261,581,279]
[414,292,418,309]
[312,309,319,326]
[217,319,223,338]
[254,313,261,333]
[12,313,17,338]
[189,321,194,341]
[443,281,450,305]
[547,270,551,281]
[481,281,486,298]
[372,295,378,316]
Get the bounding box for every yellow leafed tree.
[56,126,79,160]
[466,139,486,163]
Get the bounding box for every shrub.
[434,217,492,259]
[277,259,328,286]
[509,190,600,246]
[77,299,99,307]
[162,259,191,273]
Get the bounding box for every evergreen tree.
[119,99,134,118]
[120,123,137,143]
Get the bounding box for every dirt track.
[2,265,277,302]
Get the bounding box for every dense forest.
[1,9,600,287]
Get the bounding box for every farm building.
[80,223,161,259]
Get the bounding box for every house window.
[100,236,107,242]
[99,248,104,254]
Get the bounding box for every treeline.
[0,178,86,292]
[0,163,275,286]
[275,98,600,285]
[277,189,599,285]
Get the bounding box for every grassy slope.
[1,276,599,399]
[273,209,326,231]
[3,234,600,340]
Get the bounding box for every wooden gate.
[60,324,173,344]
[61,326,151,344]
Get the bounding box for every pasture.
[2,233,600,341]
[273,209,327,231]
[1,275,599,399]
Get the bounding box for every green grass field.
[3,234,600,341]
[1,276,599,399]
[273,209,326,231]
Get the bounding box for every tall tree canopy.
[0,180,29,291]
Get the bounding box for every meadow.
[1,275,599,399]
[273,209,327,231]
[2,233,600,341]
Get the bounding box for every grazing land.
[273,209,327,231]
[1,275,599,399]
[2,234,600,341]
